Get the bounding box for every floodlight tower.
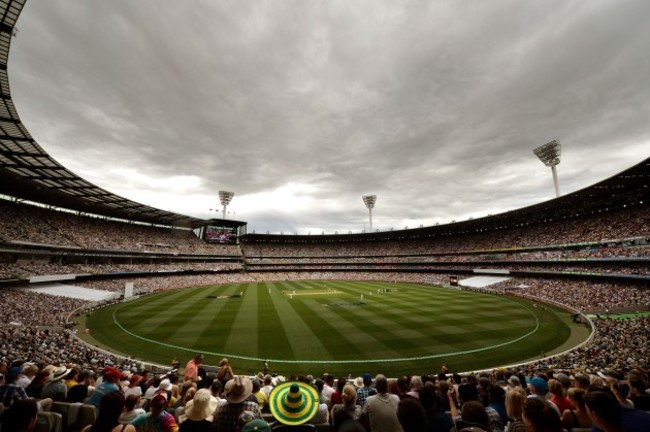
[218,190,235,219]
[533,139,562,197]
[362,195,377,232]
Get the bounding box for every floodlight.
[362,195,377,232]
[533,140,562,197]
[218,190,235,219]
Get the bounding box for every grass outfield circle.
[84,280,578,376]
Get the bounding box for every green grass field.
[83,280,582,377]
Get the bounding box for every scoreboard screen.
[203,225,237,244]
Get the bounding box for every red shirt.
[551,394,576,413]
[330,391,342,405]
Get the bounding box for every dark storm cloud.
[8,0,650,233]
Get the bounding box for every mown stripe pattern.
[87,281,571,376]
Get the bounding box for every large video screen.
[204,225,238,244]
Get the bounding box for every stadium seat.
[34,412,63,432]
[76,404,98,431]
[50,401,97,432]
[174,406,185,422]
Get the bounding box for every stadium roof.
[0,0,207,228]
[0,0,648,236]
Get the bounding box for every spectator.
[268,381,320,430]
[259,375,274,406]
[311,379,329,424]
[64,368,79,389]
[455,401,491,431]
[406,375,423,399]
[0,398,38,432]
[356,373,375,407]
[88,367,123,410]
[611,382,634,409]
[331,384,363,432]
[488,384,507,425]
[419,386,452,432]
[41,366,69,402]
[217,358,235,388]
[507,375,523,391]
[118,394,145,425]
[125,374,143,399]
[252,378,268,413]
[25,369,50,399]
[82,391,136,432]
[0,366,29,407]
[319,374,333,399]
[526,377,560,417]
[548,379,575,413]
[213,376,262,432]
[397,397,428,432]
[523,398,562,432]
[560,388,592,430]
[178,388,216,431]
[175,381,196,410]
[362,374,400,432]
[67,370,94,403]
[330,377,345,406]
[505,388,528,432]
[184,354,204,384]
[628,379,650,411]
[585,389,650,432]
[449,383,504,432]
[131,393,179,432]
[209,379,226,408]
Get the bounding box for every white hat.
[184,389,218,421]
[50,366,70,381]
[159,379,172,391]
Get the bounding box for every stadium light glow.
[362,195,377,232]
[533,139,562,197]
[218,190,235,219]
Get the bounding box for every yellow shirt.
[255,389,268,410]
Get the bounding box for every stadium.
[0,1,649,431]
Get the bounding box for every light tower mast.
[533,140,562,197]
[218,190,235,219]
[362,195,377,232]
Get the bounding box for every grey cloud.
[8,0,650,233]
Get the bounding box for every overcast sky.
[8,0,650,234]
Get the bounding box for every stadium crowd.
[1,199,650,430]
[243,262,649,277]
[0,288,84,326]
[243,245,650,264]
[502,279,650,313]
[240,205,649,257]
[0,200,241,255]
[0,262,243,281]
[2,346,649,431]
[2,198,648,289]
